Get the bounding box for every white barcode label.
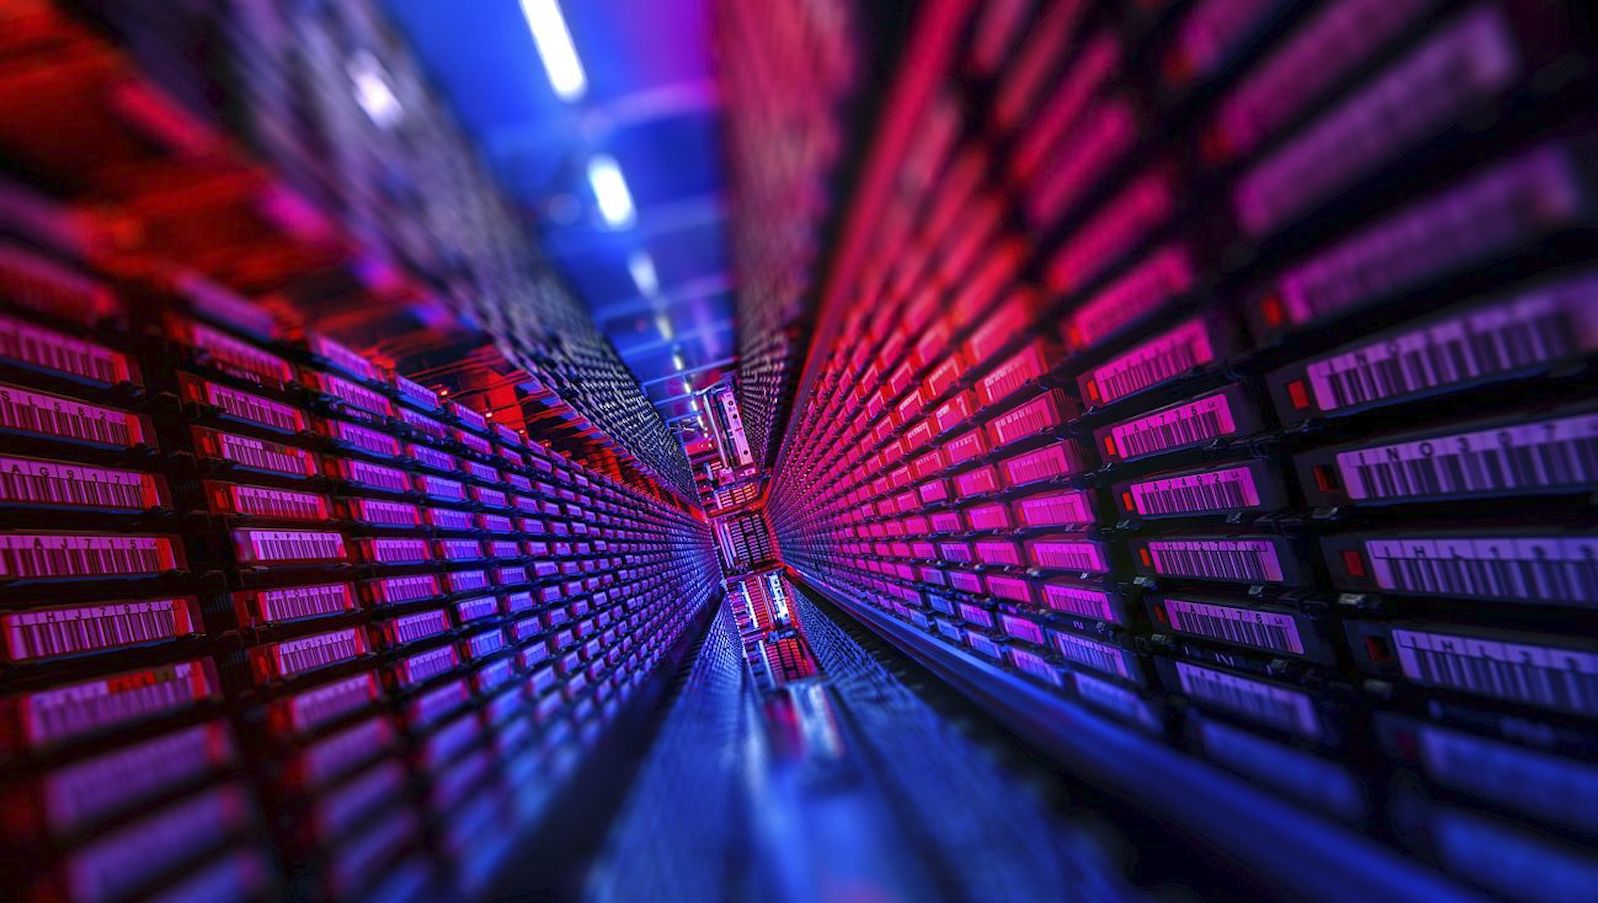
[270,628,363,679]
[312,371,392,417]
[400,407,449,440]
[187,321,290,385]
[1026,538,1109,572]
[1041,582,1119,622]
[393,373,439,410]
[225,485,325,520]
[1147,539,1286,583]
[235,529,346,563]
[408,443,456,472]
[44,721,226,833]
[1053,631,1131,679]
[0,383,143,447]
[348,498,419,527]
[210,431,313,476]
[1163,598,1304,654]
[310,335,381,383]
[203,381,304,432]
[0,533,175,579]
[1337,412,1598,501]
[340,459,409,493]
[418,474,466,501]
[0,314,131,385]
[1365,536,1598,606]
[363,537,430,564]
[3,597,195,662]
[282,673,375,734]
[1305,273,1598,413]
[0,455,157,510]
[248,582,354,624]
[399,646,458,686]
[1393,628,1598,717]
[326,419,400,457]
[1127,465,1261,516]
[385,610,449,645]
[1174,661,1322,739]
[368,574,439,604]
[24,661,212,748]
[1013,489,1095,527]
[1088,317,1217,405]
[1108,392,1238,460]
[1416,723,1598,834]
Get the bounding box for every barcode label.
[426,507,474,531]
[1304,274,1598,413]
[219,484,327,520]
[337,458,410,493]
[20,660,215,749]
[1277,145,1584,326]
[347,498,420,527]
[393,373,439,410]
[240,582,354,625]
[381,610,449,646]
[399,407,450,440]
[473,486,510,508]
[417,474,466,501]
[1175,661,1322,739]
[265,628,365,680]
[1001,441,1086,486]
[0,533,177,579]
[1127,465,1261,516]
[279,668,372,731]
[366,574,440,605]
[184,320,291,386]
[457,430,493,456]
[463,629,505,659]
[1363,536,1598,606]
[309,371,393,417]
[1415,723,1598,834]
[323,419,401,457]
[66,785,244,903]
[1063,242,1190,351]
[299,718,391,787]
[454,596,498,624]
[234,528,346,564]
[1025,537,1109,573]
[196,379,304,433]
[361,537,430,564]
[1163,597,1304,654]
[1337,412,1598,501]
[3,597,197,662]
[1041,582,1119,622]
[308,335,381,384]
[407,442,456,472]
[987,390,1072,448]
[479,514,514,534]
[1235,7,1522,236]
[200,430,316,477]
[0,455,160,511]
[437,539,483,561]
[1146,538,1286,583]
[464,461,499,483]
[398,646,458,686]
[1086,317,1217,405]
[1013,488,1095,527]
[977,342,1050,406]
[43,721,228,834]
[1107,392,1238,461]
[0,383,145,447]
[1393,628,1598,717]
[447,570,489,593]
[1053,631,1131,679]
[0,314,132,385]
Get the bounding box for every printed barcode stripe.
[1110,394,1237,460]
[0,383,140,446]
[0,456,151,509]
[239,529,345,563]
[255,583,352,623]
[5,599,190,661]
[215,433,311,476]
[1092,318,1215,404]
[0,534,171,579]
[231,485,324,520]
[207,383,303,432]
[1148,539,1285,583]
[1366,537,1598,605]
[1053,632,1130,678]
[1175,661,1320,738]
[1129,466,1260,515]
[273,629,361,678]
[27,662,208,747]
[1164,598,1304,654]
[1338,412,1598,501]
[1394,629,1598,717]
[0,315,129,384]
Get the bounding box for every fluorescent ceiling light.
[671,351,686,370]
[654,311,674,339]
[681,379,694,396]
[628,251,660,297]
[587,155,636,229]
[519,0,587,101]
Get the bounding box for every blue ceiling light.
[519,0,587,101]
[587,154,637,229]
[628,250,661,297]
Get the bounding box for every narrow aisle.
[585,593,1153,903]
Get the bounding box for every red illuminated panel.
[0,533,180,580]
[0,382,149,448]
[0,312,136,386]
[1,597,199,663]
[0,659,218,753]
[179,374,305,434]
[234,581,356,627]
[1048,173,1174,296]
[195,428,318,477]
[208,483,328,521]
[232,528,346,565]
[174,319,291,388]
[0,454,165,512]
[249,627,367,683]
